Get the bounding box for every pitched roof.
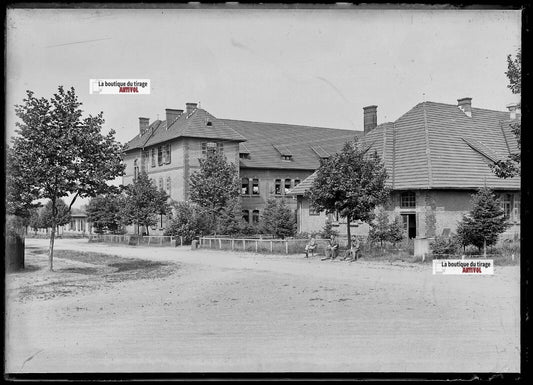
[220,119,361,170]
[288,171,318,195]
[361,101,520,190]
[291,101,520,195]
[124,108,246,151]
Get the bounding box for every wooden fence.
[88,234,181,246]
[199,237,339,255]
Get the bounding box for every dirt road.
[5,238,520,373]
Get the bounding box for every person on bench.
[304,235,317,258]
[343,235,361,262]
[322,235,339,260]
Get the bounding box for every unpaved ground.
[5,238,520,373]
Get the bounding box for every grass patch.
[10,249,179,302]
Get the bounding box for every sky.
[5,6,521,208]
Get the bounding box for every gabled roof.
[361,101,520,190]
[290,101,520,195]
[124,108,246,152]
[220,119,361,170]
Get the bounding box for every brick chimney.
[506,103,519,120]
[363,105,378,134]
[186,102,198,116]
[457,97,472,117]
[165,108,183,129]
[139,117,150,136]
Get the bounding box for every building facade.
[123,103,360,234]
[290,98,521,241]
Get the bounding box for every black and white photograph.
[5,4,522,377]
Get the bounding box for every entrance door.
[401,213,416,239]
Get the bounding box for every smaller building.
[290,98,520,242]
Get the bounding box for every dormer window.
[273,144,293,161]
[206,121,213,126]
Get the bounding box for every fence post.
[231,239,234,251]
[270,240,273,252]
[285,241,288,254]
[219,238,222,249]
[243,239,246,251]
[180,236,183,246]
[255,240,258,253]
[148,237,151,245]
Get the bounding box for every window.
[239,153,250,160]
[294,179,301,187]
[282,155,292,161]
[242,210,250,223]
[70,220,76,230]
[252,210,260,224]
[252,179,259,195]
[309,205,320,216]
[274,179,282,195]
[400,191,416,208]
[501,193,512,220]
[163,144,171,164]
[201,142,224,156]
[151,148,156,167]
[166,177,171,195]
[133,159,139,180]
[157,146,163,166]
[241,178,250,195]
[284,179,292,194]
[158,177,163,191]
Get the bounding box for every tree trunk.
[145,224,149,236]
[346,214,351,249]
[48,198,57,271]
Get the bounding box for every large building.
[123,102,361,233]
[290,98,521,240]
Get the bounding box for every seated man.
[343,235,361,261]
[304,235,317,258]
[322,235,339,260]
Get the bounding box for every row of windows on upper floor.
[133,142,226,174]
[241,178,301,196]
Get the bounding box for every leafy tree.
[308,139,389,248]
[456,187,510,255]
[260,198,296,239]
[319,220,339,239]
[6,148,41,220]
[217,197,247,235]
[491,49,520,178]
[189,150,240,226]
[86,193,124,234]
[388,215,405,246]
[9,86,124,270]
[368,208,405,247]
[368,207,390,247]
[121,172,170,235]
[40,199,71,229]
[163,201,210,244]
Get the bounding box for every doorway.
[401,213,417,239]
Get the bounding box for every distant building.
[290,98,520,240]
[30,208,93,237]
[122,103,361,234]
